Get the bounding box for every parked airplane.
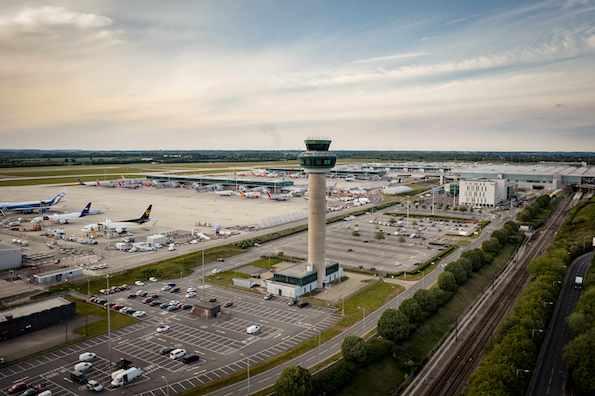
[240,191,260,199]
[78,179,116,188]
[32,202,102,224]
[84,205,153,234]
[215,190,234,197]
[0,193,65,216]
[267,192,292,201]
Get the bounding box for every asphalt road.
[207,210,515,396]
[527,251,593,396]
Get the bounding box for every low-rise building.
[32,267,83,285]
[0,297,75,341]
[0,244,22,270]
[266,261,343,298]
[459,178,509,208]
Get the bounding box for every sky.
[0,0,594,151]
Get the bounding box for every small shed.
[191,301,221,319]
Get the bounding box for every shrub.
[378,308,411,342]
[275,366,313,396]
[438,271,458,292]
[341,336,367,365]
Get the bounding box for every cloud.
[0,6,112,31]
[352,51,429,64]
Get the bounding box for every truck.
[575,275,584,289]
[111,367,143,387]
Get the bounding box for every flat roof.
[1,297,72,322]
[266,167,386,175]
[276,261,339,278]
[452,163,595,178]
[146,174,294,187]
[33,267,83,278]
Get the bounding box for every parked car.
[166,305,179,312]
[142,298,153,304]
[182,304,193,310]
[208,297,217,303]
[169,349,186,360]
[115,358,132,370]
[182,354,200,364]
[134,281,144,286]
[74,362,92,373]
[187,287,196,292]
[160,303,170,309]
[246,324,261,335]
[160,347,175,355]
[136,290,148,297]
[170,287,181,293]
[185,292,197,298]
[127,294,137,299]
[19,388,36,396]
[223,301,234,308]
[149,300,161,306]
[288,299,297,306]
[132,311,146,318]
[86,380,104,392]
[7,382,28,394]
[151,294,160,299]
[161,285,172,292]
[217,258,225,262]
[149,277,158,282]
[69,370,88,384]
[263,294,273,301]
[79,352,96,362]
[156,325,171,333]
[297,301,310,309]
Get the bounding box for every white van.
[74,362,92,372]
[38,391,52,396]
[111,367,143,387]
[169,348,186,360]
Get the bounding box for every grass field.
[182,280,404,396]
[206,270,250,288]
[336,244,517,395]
[68,297,138,338]
[0,174,146,187]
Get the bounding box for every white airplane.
[84,205,153,234]
[0,192,65,216]
[240,191,260,199]
[267,191,292,201]
[215,190,234,197]
[32,202,102,224]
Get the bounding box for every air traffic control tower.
[299,138,337,289]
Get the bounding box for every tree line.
[273,220,525,396]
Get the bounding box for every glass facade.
[299,156,337,168]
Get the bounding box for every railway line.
[402,196,572,396]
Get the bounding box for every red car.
[8,382,28,394]
[112,304,124,310]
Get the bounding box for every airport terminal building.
[266,261,343,298]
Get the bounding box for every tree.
[275,366,313,396]
[482,237,502,256]
[377,308,411,342]
[458,257,473,275]
[429,287,452,307]
[341,336,367,365]
[564,328,595,395]
[400,298,424,324]
[445,261,468,285]
[492,229,509,246]
[413,289,438,314]
[462,249,486,272]
[438,271,458,292]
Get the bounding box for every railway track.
[404,197,571,396]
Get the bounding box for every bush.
[399,298,424,324]
[438,271,458,292]
[413,289,438,315]
[564,328,595,394]
[444,261,468,285]
[482,237,502,256]
[342,336,367,365]
[275,366,313,396]
[461,249,487,272]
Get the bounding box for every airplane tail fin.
[80,202,92,217]
[267,192,272,199]
[50,192,65,206]
[139,205,152,222]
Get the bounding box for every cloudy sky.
[1,0,594,150]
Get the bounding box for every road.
[401,196,572,396]
[205,210,515,396]
[527,251,593,396]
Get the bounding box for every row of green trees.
[563,253,595,394]
[274,219,524,395]
[467,195,569,395]
[378,221,523,344]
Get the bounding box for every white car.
[161,285,172,291]
[246,324,261,335]
[74,362,93,372]
[86,380,104,392]
[132,311,146,318]
[79,352,96,362]
[134,281,145,286]
[190,239,198,244]
[156,325,171,333]
[149,277,158,282]
[119,307,130,314]
[187,287,196,293]
[185,292,197,298]
[169,348,186,360]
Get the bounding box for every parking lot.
[0,280,338,395]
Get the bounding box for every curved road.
[527,251,593,396]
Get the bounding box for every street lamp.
[162,376,170,396]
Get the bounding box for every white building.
[0,244,22,271]
[33,267,83,285]
[266,261,343,298]
[459,179,508,208]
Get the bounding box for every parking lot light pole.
[106,274,112,367]
[162,375,170,396]
[247,356,251,394]
[202,249,205,300]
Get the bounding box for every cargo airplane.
[32,202,102,224]
[84,205,153,234]
[0,192,65,216]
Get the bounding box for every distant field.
[0,174,146,187]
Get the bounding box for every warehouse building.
[146,174,293,190]
[33,267,83,285]
[0,244,22,271]
[266,261,343,298]
[0,297,75,341]
[459,179,509,207]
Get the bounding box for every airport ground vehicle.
[111,367,142,387]
[297,301,310,308]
